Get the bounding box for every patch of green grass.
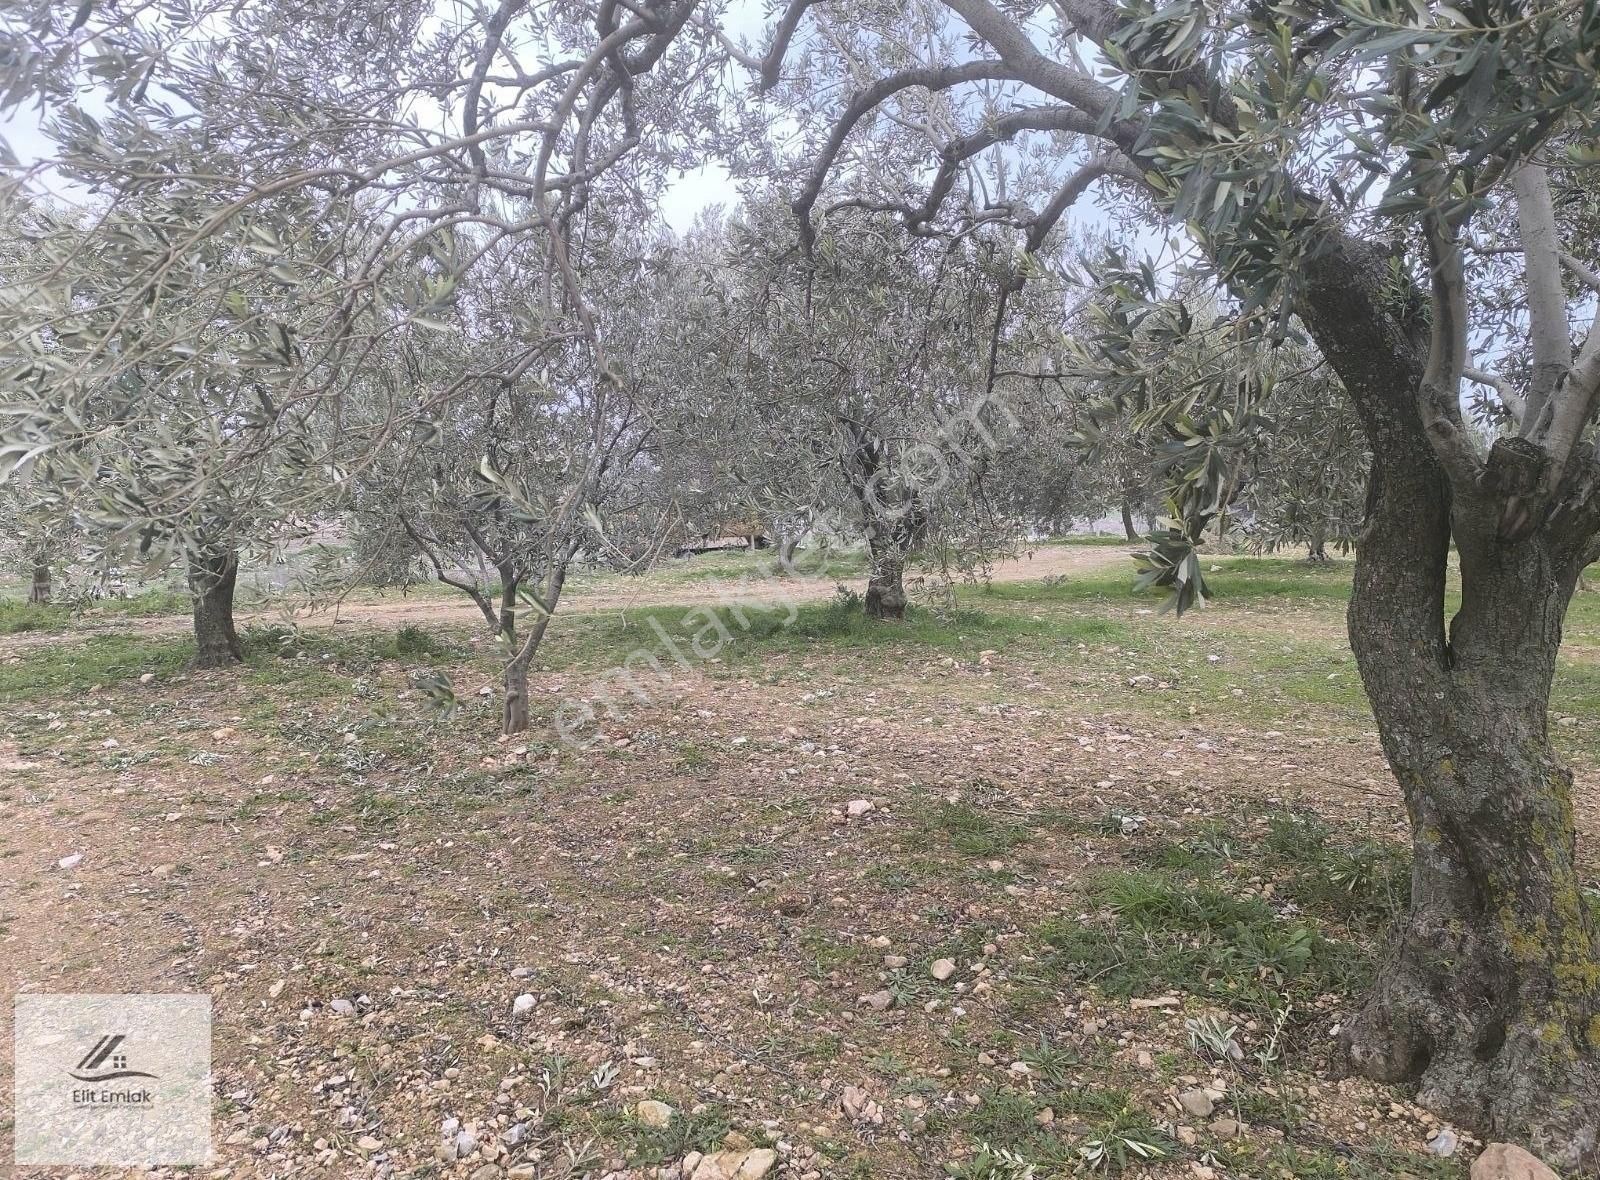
[923,799,1032,858]
[625,1104,732,1166]
[1263,812,1409,932]
[88,586,193,617]
[0,600,70,633]
[1036,867,1373,1025]
[0,634,194,701]
[1041,534,1137,547]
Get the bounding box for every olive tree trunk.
[776,532,800,574]
[187,547,243,668]
[27,559,51,605]
[1301,236,1600,1167]
[501,555,571,736]
[864,549,907,620]
[495,561,520,644]
[1120,499,1138,541]
[1346,525,1599,1166]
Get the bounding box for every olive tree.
[760,0,1600,1162]
[692,200,1039,617]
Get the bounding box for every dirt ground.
[0,552,1580,1180]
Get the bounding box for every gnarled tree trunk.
[1302,235,1600,1168]
[187,546,242,668]
[1120,499,1138,541]
[864,549,907,620]
[1346,525,1599,1167]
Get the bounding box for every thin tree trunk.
[502,555,571,735]
[496,563,519,644]
[1120,499,1138,541]
[27,559,51,605]
[1306,529,1328,562]
[187,546,242,668]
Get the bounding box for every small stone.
[859,990,893,1012]
[441,1117,460,1137]
[1034,1107,1054,1126]
[637,1100,674,1129]
[690,1149,776,1180]
[840,1085,872,1121]
[1427,1127,1458,1158]
[1178,1088,1215,1119]
[355,1135,382,1152]
[512,993,536,1016]
[1209,1118,1240,1141]
[507,1167,537,1180]
[1176,1126,1199,1148]
[468,1166,501,1180]
[139,672,156,684]
[846,799,873,818]
[455,1129,478,1157]
[329,998,356,1017]
[929,959,957,982]
[58,853,83,870]
[883,955,908,969]
[1470,1143,1560,1180]
[268,979,286,999]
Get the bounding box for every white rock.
[1470,1143,1560,1180]
[929,958,957,981]
[1427,1127,1459,1157]
[636,1099,674,1129]
[512,993,536,1016]
[329,998,356,1017]
[845,799,873,818]
[57,853,83,870]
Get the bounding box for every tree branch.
[1512,163,1573,452]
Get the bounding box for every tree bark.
[27,559,51,605]
[1299,235,1600,1167]
[1120,498,1138,541]
[496,563,519,644]
[502,555,572,736]
[864,550,908,620]
[187,546,243,668]
[1306,529,1328,563]
[776,532,800,574]
[1343,529,1600,1168]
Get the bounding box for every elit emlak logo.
[68,1034,159,1106]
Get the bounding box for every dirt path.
[0,544,1136,655]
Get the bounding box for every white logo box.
[14,994,212,1166]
